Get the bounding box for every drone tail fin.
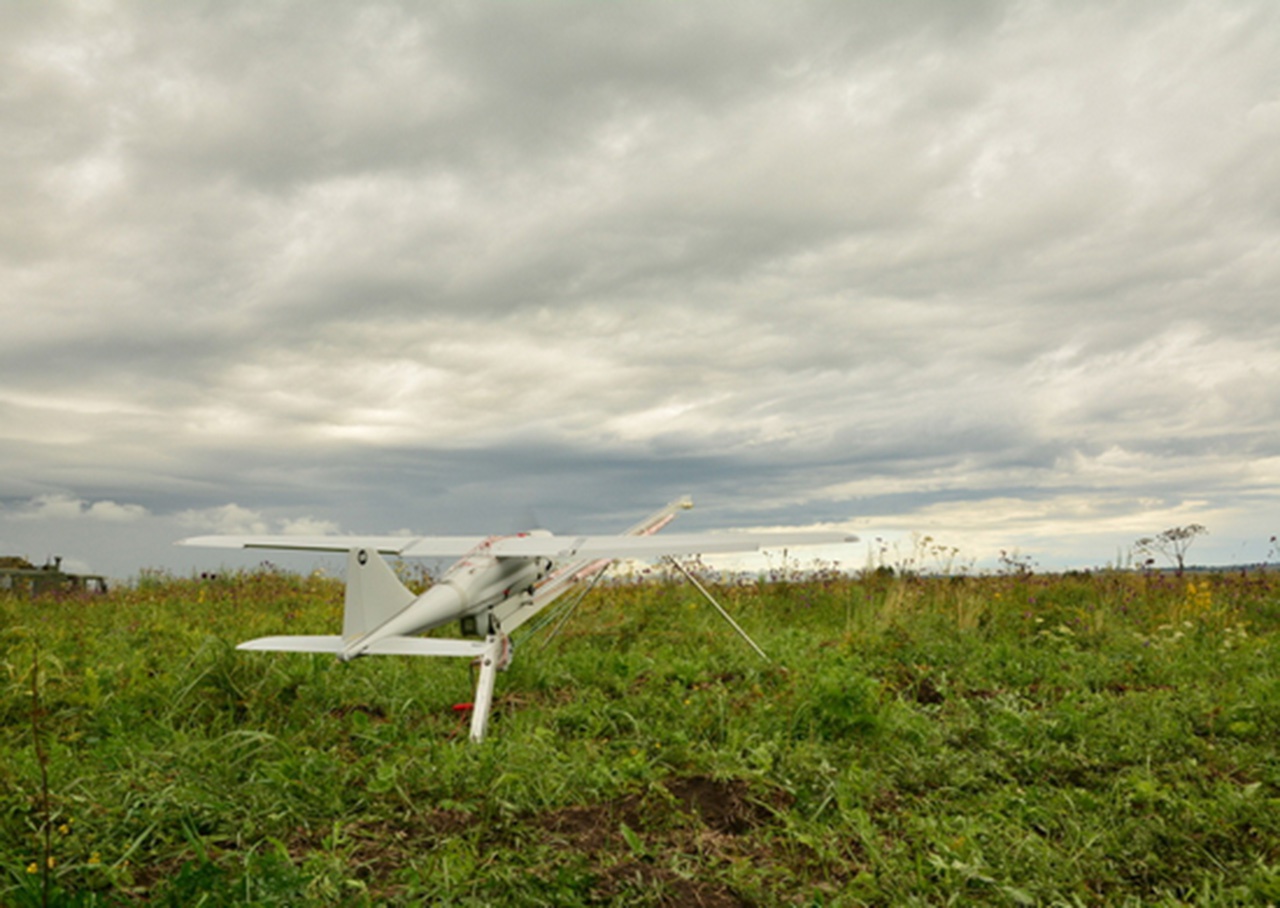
[341,546,418,640]
[234,549,417,653]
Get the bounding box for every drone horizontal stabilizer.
[236,635,345,653]
[236,634,497,657]
[362,636,493,657]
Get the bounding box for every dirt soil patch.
[535,774,789,852]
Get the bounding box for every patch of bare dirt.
[538,801,627,854]
[663,775,787,836]
[533,775,789,853]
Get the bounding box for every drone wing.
[178,530,857,559]
[485,531,858,559]
[176,535,488,556]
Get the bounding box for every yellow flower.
[58,823,70,835]
[26,862,38,874]
[89,852,101,865]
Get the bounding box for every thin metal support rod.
[664,557,770,662]
[538,565,609,650]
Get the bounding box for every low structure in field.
[0,555,108,597]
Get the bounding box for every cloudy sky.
[3,1,1278,580]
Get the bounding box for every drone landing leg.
[469,635,510,743]
[664,557,770,662]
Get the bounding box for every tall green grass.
[3,565,1279,905]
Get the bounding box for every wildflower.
[89,852,101,865]
[26,862,38,874]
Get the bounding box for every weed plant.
[2,564,1280,905]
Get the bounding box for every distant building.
[0,556,108,597]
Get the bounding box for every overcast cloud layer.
[3,1,1279,580]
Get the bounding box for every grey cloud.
[2,1,1279,578]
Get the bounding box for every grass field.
[3,562,1280,905]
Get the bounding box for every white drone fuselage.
[341,535,551,660]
